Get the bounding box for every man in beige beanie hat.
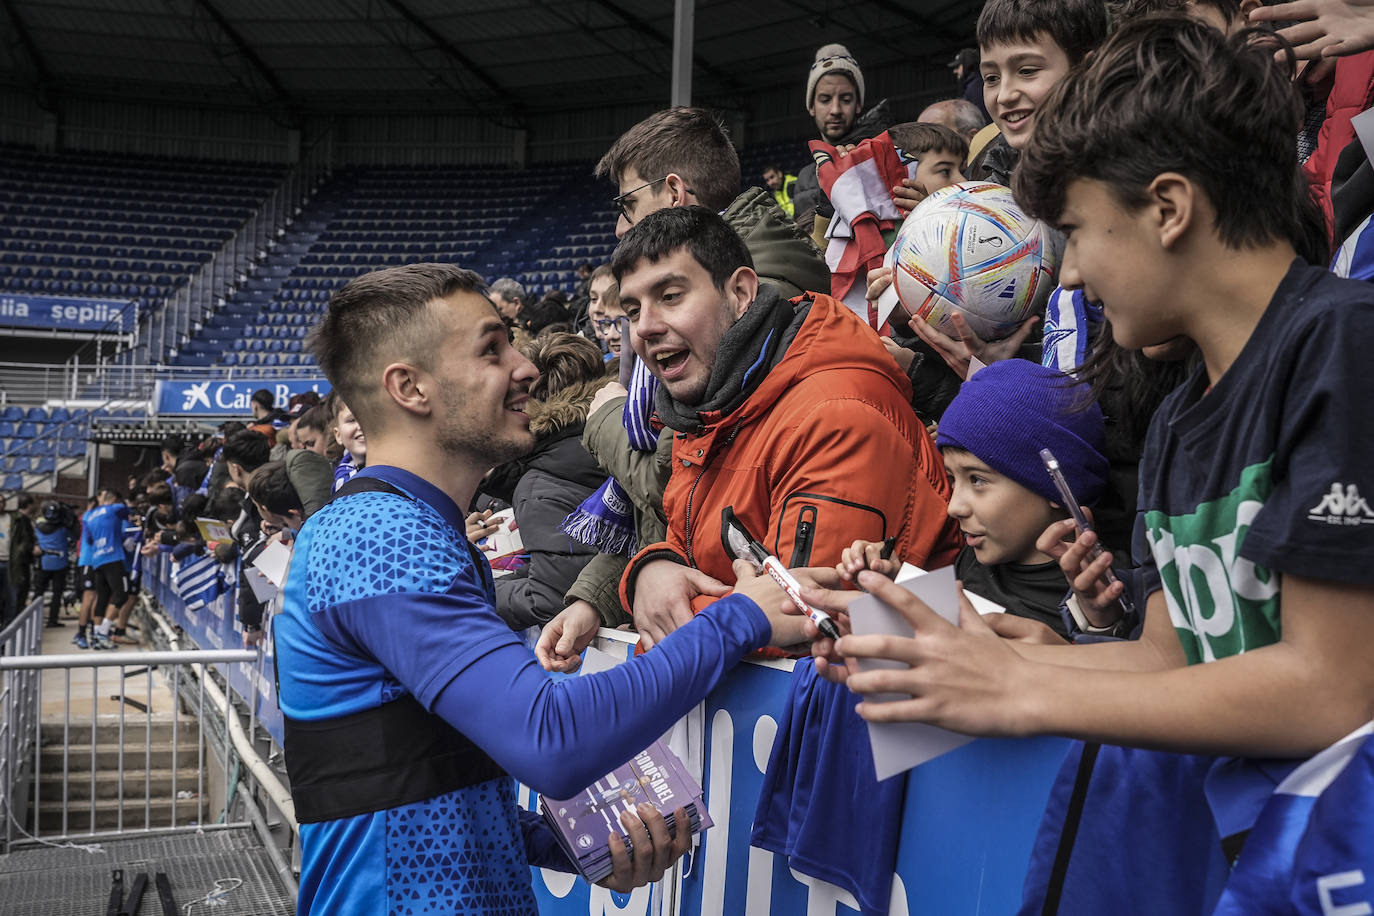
[792,43,891,230]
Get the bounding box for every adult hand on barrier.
[242,628,264,649]
[633,561,729,651]
[535,601,602,673]
[599,803,692,893]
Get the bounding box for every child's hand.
[892,178,928,214]
[908,311,1039,380]
[881,336,915,372]
[837,539,899,582]
[1036,518,1126,626]
[983,613,1070,645]
[865,265,894,304]
[465,509,500,544]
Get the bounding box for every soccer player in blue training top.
[801,18,1374,913]
[274,262,792,915]
[80,488,130,650]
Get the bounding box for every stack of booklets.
[539,739,712,882]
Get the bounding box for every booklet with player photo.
[539,738,712,882]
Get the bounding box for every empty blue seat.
[14,422,38,439]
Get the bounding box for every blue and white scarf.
[560,345,659,556]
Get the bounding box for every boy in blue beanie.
[841,358,1110,639]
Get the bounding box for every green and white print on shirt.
[1145,458,1282,666]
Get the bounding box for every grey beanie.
[806,43,865,110]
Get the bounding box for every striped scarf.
[560,348,660,556]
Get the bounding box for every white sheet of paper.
[243,566,278,603]
[578,645,623,676]
[849,565,1003,781]
[966,355,989,378]
[1354,107,1374,164]
[253,539,293,588]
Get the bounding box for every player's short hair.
[308,263,487,435]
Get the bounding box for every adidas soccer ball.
[890,181,1061,341]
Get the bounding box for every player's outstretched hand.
[1250,0,1374,59]
[599,803,692,893]
[1035,518,1125,626]
[908,311,1039,380]
[536,600,602,673]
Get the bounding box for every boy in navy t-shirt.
[801,18,1374,912]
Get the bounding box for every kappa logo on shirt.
[1307,483,1374,526]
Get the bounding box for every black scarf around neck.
[655,285,809,433]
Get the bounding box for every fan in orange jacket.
[607,207,961,656]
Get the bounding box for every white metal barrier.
[0,619,256,854]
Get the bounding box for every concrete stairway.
[35,717,205,833]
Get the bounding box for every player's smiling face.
[428,291,538,464]
[980,35,1071,150]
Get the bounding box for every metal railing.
[0,611,257,853]
[0,361,320,408]
[0,598,45,849]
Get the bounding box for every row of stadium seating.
[0,143,284,305]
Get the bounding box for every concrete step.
[42,717,197,746]
[39,767,204,800]
[36,794,207,832]
[42,739,202,773]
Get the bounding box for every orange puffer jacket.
[619,292,961,648]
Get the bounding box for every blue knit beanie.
[936,359,1109,507]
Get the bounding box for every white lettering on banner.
[700,709,734,916]
[0,298,30,317]
[745,715,779,915]
[215,384,249,411]
[1317,870,1371,916]
[588,885,650,915]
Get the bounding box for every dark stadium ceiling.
[0,0,981,124]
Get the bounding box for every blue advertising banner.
[524,633,1071,916]
[154,378,330,416]
[144,551,284,743]
[0,292,137,333]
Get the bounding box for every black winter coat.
[484,380,609,630]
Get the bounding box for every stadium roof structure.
[0,0,980,125]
